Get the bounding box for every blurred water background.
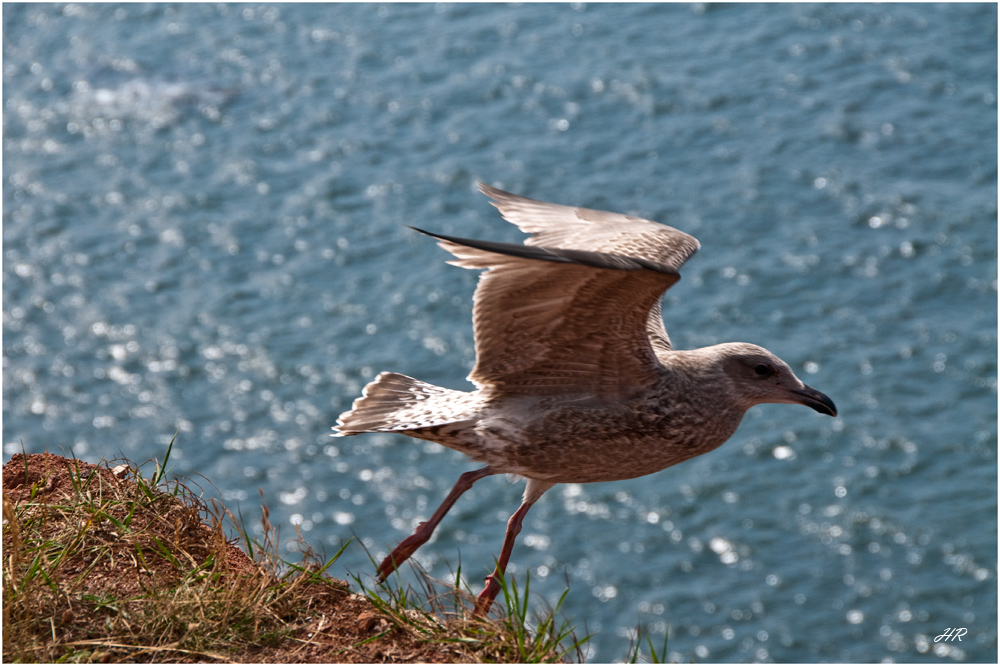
[3,3,997,662]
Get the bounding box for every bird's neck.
[657,347,751,415]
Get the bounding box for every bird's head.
[712,343,837,417]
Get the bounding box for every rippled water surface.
[4,3,997,662]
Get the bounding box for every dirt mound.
[1,453,504,663]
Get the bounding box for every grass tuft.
[626,622,670,664]
[356,559,588,663]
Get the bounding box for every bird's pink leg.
[474,498,535,616]
[377,466,495,582]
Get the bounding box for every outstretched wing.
[480,184,699,276]
[416,185,700,400]
[480,184,699,354]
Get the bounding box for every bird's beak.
[788,385,837,417]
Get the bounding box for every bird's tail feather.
[334,372,471,436]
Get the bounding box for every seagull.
[334,183,837,615]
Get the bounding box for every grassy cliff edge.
[2,452,587,663]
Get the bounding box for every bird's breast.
[487,399,745,484]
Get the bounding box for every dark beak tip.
[816,401,838,418]
[795,387,837,417]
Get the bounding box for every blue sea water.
[3,3,997,662]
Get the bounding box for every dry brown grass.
[2,451,584,663]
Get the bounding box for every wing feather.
[423,233,675,399]
[479,184,698,354]
[415,186,701,400]
[479,183,700,273]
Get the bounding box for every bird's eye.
[754,363,773,377]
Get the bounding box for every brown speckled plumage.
[334,184,836,615]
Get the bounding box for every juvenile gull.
[335,184,836,615]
